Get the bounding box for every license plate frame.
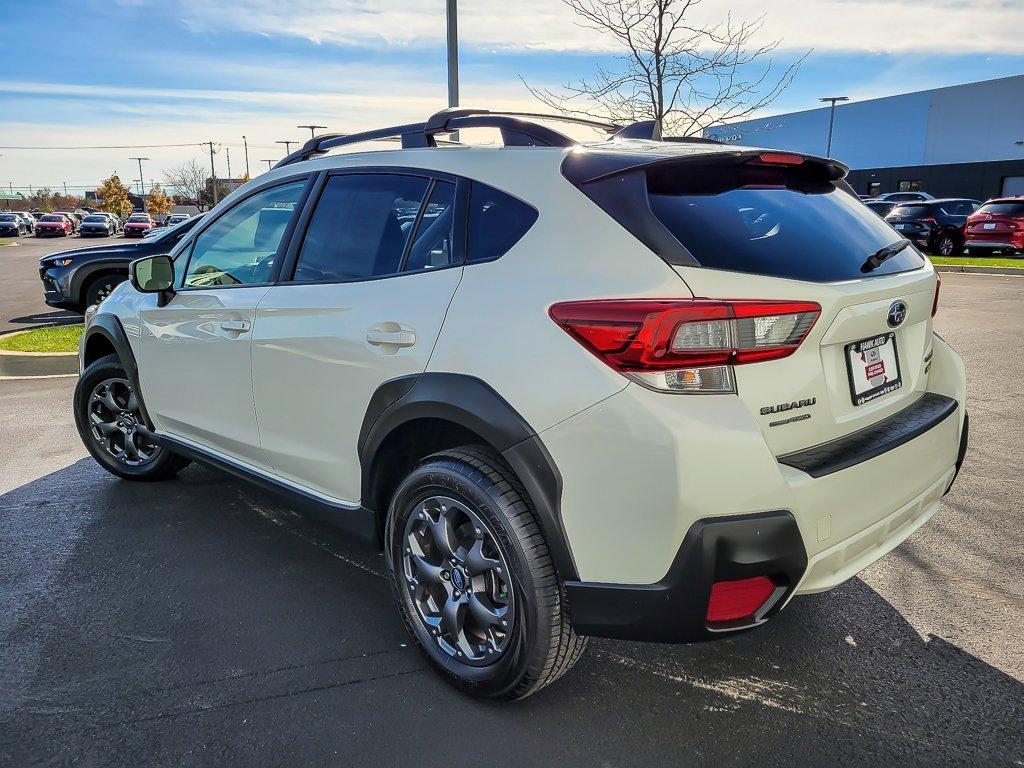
[845,332,902,406]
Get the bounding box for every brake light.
[706,576,777,623]
[549,299,820,393]
[754,152,805,166]
[932,273,941,317]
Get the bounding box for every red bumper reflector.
[706,576,776,623]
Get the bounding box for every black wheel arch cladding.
[81,314,155,429]
[360,373,579,581]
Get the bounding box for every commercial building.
[704,75,1024,200]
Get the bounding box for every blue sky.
[2,0,1023,193]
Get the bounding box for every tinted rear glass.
[890,205,931,218]
[977,202,1024,216]
[646,163,923,282]
[467,182,538,263]
[937,201,978,216]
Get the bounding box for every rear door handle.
[366,328,416,348]
[220,320,251,334]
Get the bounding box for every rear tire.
[936,232,960,257]
[386,445,587,700]
[74,354,190,481]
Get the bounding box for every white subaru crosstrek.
[74,109,968,700]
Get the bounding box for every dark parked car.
[35,213,75,237]
[884,198,980,256]
[0,212,29,236]
[79,214,118,237]
[964,198,1024,255]
[38,214,204,312]
[864,200,896,218]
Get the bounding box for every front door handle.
[366,326,416,349]
[220,320,251,334]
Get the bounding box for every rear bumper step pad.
[778,393,958,478]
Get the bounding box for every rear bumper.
[544,334,967,642]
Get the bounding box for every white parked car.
[74,108,968,700]
[869,191,935,203]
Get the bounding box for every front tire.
[386,446,586,700]
[74,354,190,481]
[83,274,125,307]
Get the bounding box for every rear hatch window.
[977,202,1024,216]
[889,205,931,219]
[645,161,924,282]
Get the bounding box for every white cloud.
[170,0,1024,55]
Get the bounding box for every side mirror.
[130,254,176,307]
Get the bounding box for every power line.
[0,142,205,150]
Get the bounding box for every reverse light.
[549,299,820,393]
[706,576,777,623]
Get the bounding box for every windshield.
[645,163,924,282]
[84,215,107,222]
[0,214,18,221]
[128,215,150,222]
[977,202,1024,216]
[40,215,64,222]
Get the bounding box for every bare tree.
[525,0,807,137]
[162,159,207,208]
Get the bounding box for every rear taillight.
[932,274,941,317]
[706,576,777,623]
[549,299,820,393]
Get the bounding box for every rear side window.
[977,202,1024,216]
[645,162,924,282]
[938,201,978,216]
[467,183,538,263]
[292,174,429,282]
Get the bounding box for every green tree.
[96,175,133,219]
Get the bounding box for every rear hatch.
[564,146,939,455]
[966,200,1024,243]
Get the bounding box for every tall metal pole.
[242,135,250,178]
[226,147,232,188]
[446,0,459,141]
[63,181,68,196]
[819,96,849,158]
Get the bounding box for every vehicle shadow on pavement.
[1,459,1022,768]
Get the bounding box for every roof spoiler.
[274,109,706,168]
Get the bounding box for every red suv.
[123,213,155,237]
[965,198,1024,255]
[35,214,74,237]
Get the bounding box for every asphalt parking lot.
[1,247,1022,764]
[0,234,138,332]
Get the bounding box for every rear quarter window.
[467,182,538,264]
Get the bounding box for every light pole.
[226,147,232,188]
[446,0,459,140]
[819,97,849,158]
[242,135,250,178]
[298,124,327,140]
[276,140,297,156]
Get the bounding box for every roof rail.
[274,108,708,168]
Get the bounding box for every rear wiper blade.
[861,239,912,273]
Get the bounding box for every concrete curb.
[0,329,79,378]
[934,264,1024,276]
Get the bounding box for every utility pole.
[226,147,232,189]
[262,160,275,171]
[297,124,327,140]
[63,181,68,196]
[819,96,849,158]
[242,135,250,178]
[276,140,297,156]
[130,156,149,210]
[446,0,459,141]
[205,142,218,208]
